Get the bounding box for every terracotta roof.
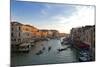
[11,21,23,25]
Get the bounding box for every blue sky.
[11,0,95,33]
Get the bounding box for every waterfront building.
[50,30,60,38]
[21,24,38,43]
[70,25,95,61]
[39,30,48,38]
[70,25,95,47]
[11,22,39,51]
[11,22,23,51]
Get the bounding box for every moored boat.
[18,43,31,53]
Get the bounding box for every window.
[11,28,13,31]
[11,33,13,37]
[19,27,21,30]
[27,33,29,36]
[18,39,21,42]
[25,28,29,31]
[19,33,20,37]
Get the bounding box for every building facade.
[21,25,38,43]
[70,25,95,46]
[11,21,61,52]
[70,25,95,61]
[11,22,23,51]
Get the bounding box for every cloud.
[51,15,70,23]
[50,5,95,33]
[66,5,95,27]
[40,4,52,16]
[39,6,95,33]
[68,6,94,32]
[41,9,47,15]
[14,0,95,33]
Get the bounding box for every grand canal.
[11,38,78,66]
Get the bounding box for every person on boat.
[36,50,43,55]
[43,47,45,50]
[48,46,51,51]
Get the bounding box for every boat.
[48,46,51,51]
[78,50,90,62]
[42,47,45,50]
[18,43,31,53]
[79,55,90,62]
[62,41,69,45]
[36,50,43,55]
[57,47,68,52]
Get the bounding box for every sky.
[11,0,95,33]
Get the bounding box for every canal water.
[11,39,78,66]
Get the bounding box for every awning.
[76,42,90,48]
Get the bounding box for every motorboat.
[79,51,90,62]
[36,50,43,55]
[18,43,31,53]
[57,47,68,52]
[42,47,45,50]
